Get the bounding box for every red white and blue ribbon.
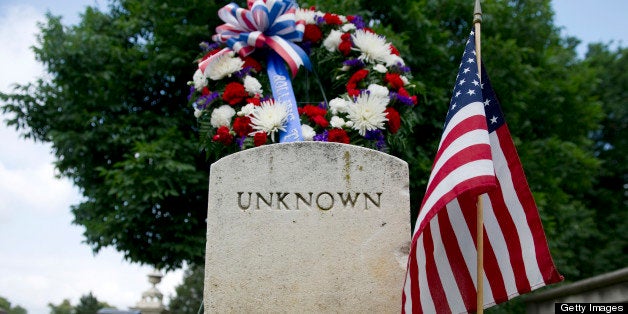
[212,0,311,77]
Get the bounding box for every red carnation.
[349,69,369,84]
[303,24,323,43]
[341,33,352,41]
[338,40,352,56]
[385,73,404,90]
[232,116,253,137]
[323,13,343,25]
[222,82,248,105]
[242,56,263,72]
[347,88,360,97]
[384,107,401,134]
[201,87,211,96]
[389,44,400,56]
[327,129,350,144]
[299,104,327,118]
[253,132,267,147]
[398,87,409,97]
[312,115,329,128]
[212,126,233,145]
[246,97,261,106]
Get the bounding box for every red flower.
[222,82,248,105]
[385,107,401,134]
[212,126,233,145]
[303,24,323,43]
[253,132,267,147]
[347,88,360,97]
[232,116,253,137]
[242,56,263,72]
[341,33,352,41]
[328,129,350,144]
[201,87,211,96]
[312,115,329,128]
[389,44,400,56]
[299,104,327,118]
[338,40,352,56]
[323,13,343,25]
[349,69,369,84]
[246,97,261,106]
[385,73,404,90]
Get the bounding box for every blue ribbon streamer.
[266,51,303,142]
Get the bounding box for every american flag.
[401,30,563,313]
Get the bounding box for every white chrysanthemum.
[243,76,263,95]
[249,100,288,141]
[323,30,343,52]
[330,116,346,129]
[210,105,236,128]
[367,84,390,97]
[346,93,389,135]
[384,54,405,67]
[329,97,349,115]
[193,69,208,90]
[373,64,388,73]
[301,124,316,141]
[205,51,245,81]
[341,23,356,32]
[194,108,203,118]
[352,30,392,63]
[295,8,321,24]
[237,103,256,116]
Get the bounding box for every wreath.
[188,0,420,158]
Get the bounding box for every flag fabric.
[401,29,563,313]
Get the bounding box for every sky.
[0,0,626,313]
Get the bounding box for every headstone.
[204,142,410,312]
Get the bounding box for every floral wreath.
[188,0,419,157]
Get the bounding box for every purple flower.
[351,16,366,30]
[200,41,220,52]
[187,86,195,101]
[236,136,246,149]
[313,130,329,142]
[196,92,221,109]
[364,129,386,151]
[343,59,365,68]
[234,66,253,79]
[390,92,415,106]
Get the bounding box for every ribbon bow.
[212,0,311,76]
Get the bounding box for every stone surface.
[204,142,410,313]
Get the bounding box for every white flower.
[295,8,321,24]
[329,97,349,115]
[205,51,245,81]
[249,100,288,141]
[352,30,391,63]
[323,30,343,52]
[330,116,346,129]
[210,105,236,128]
[341,23,356,32]
[346,93,389,136]
[401,75,410,85]
[193,69,208,90]
[194,108,203,118]
[243,76,263,95]
[384,54,405,67]
[301,124,316,141]
[237,103,256,116]
[367,84,390,97]
[373,64,388,73]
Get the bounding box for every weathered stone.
[204,142,410,313]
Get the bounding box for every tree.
[0,296,27,314]
[168,265,204,314]
[0,0,622,289]
[47,292,112,314]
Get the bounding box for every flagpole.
[473,0,484,313]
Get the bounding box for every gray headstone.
[204,142,410,312]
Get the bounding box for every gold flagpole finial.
[474,0,482,24]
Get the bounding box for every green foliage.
[168,265,205,314]
[0,296,27,314]
[0,0,625,300]
[47,292,112,314]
